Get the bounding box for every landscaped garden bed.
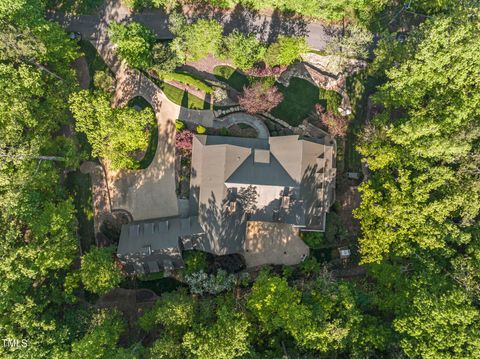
[212,65,343,127]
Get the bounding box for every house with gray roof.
[117,134,336,274]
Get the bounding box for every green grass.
[156,80,210,110]
[79,40,108,88]
[163,71,214,94]
[273,78,341,126]
[213,66,342,127]
[213,65,250,91]
[128,97,158,169]
[65,170,95,252]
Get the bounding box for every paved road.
[47,1,335,50]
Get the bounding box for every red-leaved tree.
[238,82,284,114]
[175,130,194,151]
[320,111,348,138]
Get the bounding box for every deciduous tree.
[70,90,155,169]
[108,21,156,69]
[239,82,283,114]
[79,247,123,295]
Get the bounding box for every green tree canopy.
[79,247,123,295]
[355,11,480,263]
[70,309,125,358]
[265,36,308,67]
[108,21,156,69]
[221,31,266,70]
[69,90,155,169]
[171,17,223,62]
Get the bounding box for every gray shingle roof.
[189,134,336,254]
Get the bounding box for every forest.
[0,0,479,358]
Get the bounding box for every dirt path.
[72,56,90,89]
[80,161,112,245]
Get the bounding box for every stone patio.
[243,221,310,267]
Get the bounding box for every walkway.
[214,113,269,139]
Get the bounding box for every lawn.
[128,97,158,169]
[163,71,214,94]
[153,78,211,110]
[213,65,250,91]
[273,78,342,127]
[213,66,342,127]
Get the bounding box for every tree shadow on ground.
[267,8,308,43]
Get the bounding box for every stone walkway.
[214,113,269,139]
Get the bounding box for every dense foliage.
[70,90,155,170]
[0,0,86,356]
[108,21,156,69]
[79,247,123,295]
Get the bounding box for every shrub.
[320,111,348,138]
[238,82,284,114]
[219,127,230,136]
[321,89,343,113]
[325,212,347,243]
[175,129,193,150]
[93,70,115,93]
[196,125,206,134]
[301,231,325,249]
[175,119,185,131]
[183,250,209,275]
[301,256,322,276]
[185,270,236,295]
[265,36,308,67]
[246,63,287,77]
